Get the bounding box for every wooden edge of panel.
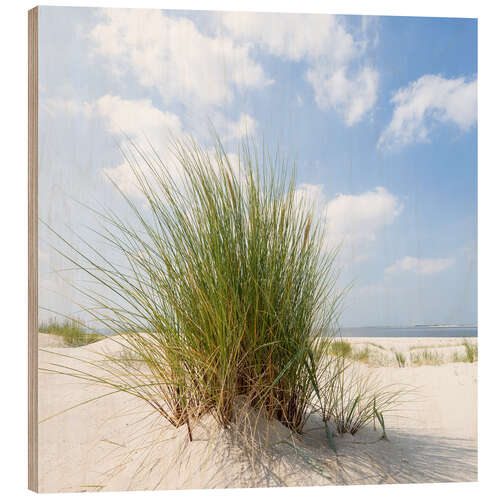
[28,5,38,493]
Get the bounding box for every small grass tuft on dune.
[463,340,478,363]
[329,340,352,358]
[39,318,104,347]
[410,349,443,366]
[328,340,371,364]
[394,351,406,367]
[350,346,371,363]
[452,340,478,363]
[319,355,407,435]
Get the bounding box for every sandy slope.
[37,336,477,492]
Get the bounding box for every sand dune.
[37,336,477,492]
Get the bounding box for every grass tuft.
[394,351,406,368]
[41,135,410,446]
[327,341,371,364]
[462,340,478,363]
[351,347,370,363]
[410,349,443,366]
[452,340,478,363]
[328,340,352,358]
[318,356,405,435]
[39,318,104,347]
[42,136,344,435]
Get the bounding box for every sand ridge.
[37,335,477,492]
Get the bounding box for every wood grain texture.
[28,6,38,492]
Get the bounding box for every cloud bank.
[385,256,455,276]
[90,9,272,107]
[221,12,379,125]
[379,74,477,149]
[295,184,402,259]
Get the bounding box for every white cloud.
[44,93,183,139]
[92,96,185,197]
[90,98,258,195]
[378,74,477,149]
[294,184,402,259]
[93,95,183,140]
[323,186,402,253]
[102,161,145,199]
[90,9,271,107]
[44,94,185,197]
[221,12,379,125]
[87,11,378,126]
[307,66,378,126]
[221,12,355,63]
[295,183,327,210]
[216,112,257,142]
[385,256,455,276]
[43,94,256,198]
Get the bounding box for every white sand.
[38,335,477,492]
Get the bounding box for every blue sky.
[37,7,477,327]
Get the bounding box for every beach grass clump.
[462,340,478,363]
[351,346,370,363]
[39,318,104,347]
[328,340,352,358]
[410,349,443,366]
[452,340,478,363]
[327,341,374,365]
[318,357,404,435]
[394,351,406,368]
[42,136,343,435]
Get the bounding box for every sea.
[338,326,477,338]
[96,325,477,338]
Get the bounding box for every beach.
[38,334,477,492]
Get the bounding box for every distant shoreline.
[341,324,477,329]
[87,325,479,337]
[413,324,477,328]
[338,325,477,338]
